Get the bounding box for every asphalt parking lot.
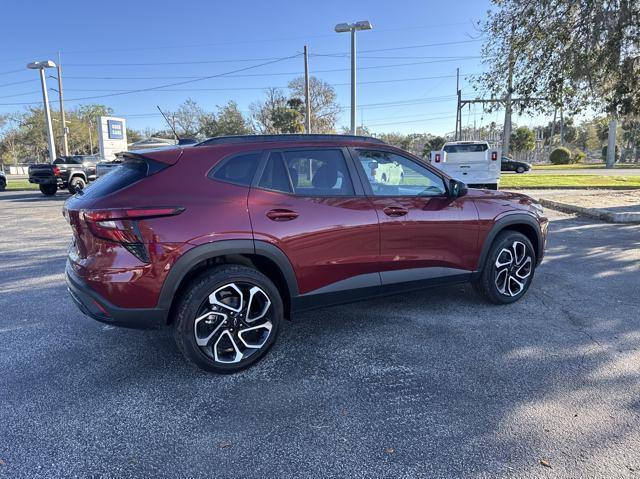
[1,190,639,478]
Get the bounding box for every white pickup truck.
[429,141,501,190]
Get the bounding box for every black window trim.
[207,149,264,187]
[253,146,364,198]
[349,147,450,198]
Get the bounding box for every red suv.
[64,135,548,373]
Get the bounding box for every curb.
[539,198,640,223]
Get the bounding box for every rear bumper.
[65,262,168,329]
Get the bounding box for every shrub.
[572,149,586,163]
[549,147,572,165]
[601,145,620,162]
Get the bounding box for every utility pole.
[56,52,69,156]
[455,68,462,140]
[303,45,311,134]
[502,23,516,156]
[88,119,93,155]
[606,119,617,168]
[559,107,564,146]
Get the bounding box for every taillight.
[53,166,60,176]
[435,153,441,163]
[491,151,498,161]
[83,207,183,262]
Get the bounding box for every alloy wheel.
[193,282,273,364]
[494,240,533,297]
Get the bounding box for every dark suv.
[64,135,548,373]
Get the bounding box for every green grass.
[5,179,39,191]
[501,174,640,188]
[533,163,640,170]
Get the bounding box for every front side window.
[258,149,355,197]
[357,150,446,197]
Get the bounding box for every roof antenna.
[157,105,180,142]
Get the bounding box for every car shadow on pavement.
[1,214,639,477]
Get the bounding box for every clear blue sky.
[0,0,541,136]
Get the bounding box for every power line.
[0,79,37,89]
[367,114,457,127]
[315,38,484,56]
[0,54,301,106]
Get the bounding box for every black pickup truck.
[28,156,98,196]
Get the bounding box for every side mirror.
[449,178,468,198]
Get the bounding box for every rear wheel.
[39,184,57,196]
[173,265,283,373]
[68,177,86,194]
[474,230,536,304]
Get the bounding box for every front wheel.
[68,177,86,194]
[173,265,283,373]
[39,184,57,196]
[474,231,536,304]
[516,166,525,174]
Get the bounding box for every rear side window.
[210,152,261,186]
[258,153,292,193]
[80,159,151,199]
[443,144,488,153]
[284,149,354,196]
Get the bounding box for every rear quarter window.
[209,152,261,186]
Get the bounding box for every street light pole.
[303,45,312,134]
[28,60,57,163]
[56,53,69,156]
[350,28,357,135]
[335,20,372,135]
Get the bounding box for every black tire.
[0,180,5,192]
[516,166,525,174]
[68,176,86,194]
[39,184,57,196]
[474,230,536,304]
[173,264,283,373]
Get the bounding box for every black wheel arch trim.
[476,213,544,271]
[156,239,299,311]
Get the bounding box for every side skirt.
[291,272,472,315]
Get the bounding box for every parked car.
[502,156,531,173]
[29,155,97,196]
[0,170,6,191]
[361,155,405,184]
[430,141,501,190]
[63,134,548,373]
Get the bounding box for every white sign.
[97,116,128,161]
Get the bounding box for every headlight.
[531,203,544,215]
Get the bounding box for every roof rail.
[196,134,386,146]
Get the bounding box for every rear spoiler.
[120,147,184,166]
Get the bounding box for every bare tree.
[288,76,340,133]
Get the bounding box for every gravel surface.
[1,190,639,478]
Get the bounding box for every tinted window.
[258,153,292,193]
[283,149,354,196]
[80,160,149,199]
[211,152,261,186]
[443,143,488,153]
[357,150,446,197]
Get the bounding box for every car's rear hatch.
[63,147,183,260]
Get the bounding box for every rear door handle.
[266,209,299,221]
[383,206,408,217]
